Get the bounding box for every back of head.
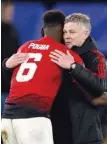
[42,9,65,42]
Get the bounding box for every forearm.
[2,51,29,83]
[70,64,107,97]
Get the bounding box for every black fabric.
[2,58,14,83]
[51,36,106,144]
[71,36,107,98]
[2,104,50,119]
[72,36,97,55]
[71,64,106,97]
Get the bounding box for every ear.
[41,28,44,37]
[85,30,90,37]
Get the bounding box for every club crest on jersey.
[28,43,50,50]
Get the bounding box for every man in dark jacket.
[50,13,107,144]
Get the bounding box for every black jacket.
[51,37,107,144]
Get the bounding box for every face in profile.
[63,22,89,49]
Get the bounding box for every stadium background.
[1,0,107,143]
[12,1,107,56]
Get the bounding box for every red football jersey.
[6,37,82,111]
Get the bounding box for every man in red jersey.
[1,10,83,144]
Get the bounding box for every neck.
[44,27,62,42]
[45,33,61,42]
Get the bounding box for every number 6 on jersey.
[16,53,42,82]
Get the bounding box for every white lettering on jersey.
[16,53,42,82]
[28,43,50,50]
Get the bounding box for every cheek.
[63,34,66,40]
[74,33,82,41]
[71,33,78,39]
[72,34,81,45]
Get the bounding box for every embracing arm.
[49,49,107,98]
[2,42,29,82]
[70,50,107,98]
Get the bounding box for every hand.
[5,53,29,68]
[91,92,107,105]
[49,49,75,69]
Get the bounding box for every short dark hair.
[43,9,65,27]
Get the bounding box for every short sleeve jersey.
[6,37,82,111]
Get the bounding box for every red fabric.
[6,37,82,111]
[90,49,106,78]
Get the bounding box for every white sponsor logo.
[28,43,50,50]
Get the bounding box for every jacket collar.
[72,36,98,55]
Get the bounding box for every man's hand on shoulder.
[5,53,29,69]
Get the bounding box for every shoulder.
[57,43,69,51]
[90,49,105,58]
[82,49,105,62]
[81,49,106,72]
[21,40,36,47]
[17,40,32,52]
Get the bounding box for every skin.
[91,92,107,105]
[5,25,63,69]
[63,22,89,48]
[104,138,107,144]
[5,20,106,105]
[6,22,89,69]
[5,53,29,68]
[49,21,107,105]
[49,22,89,69]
